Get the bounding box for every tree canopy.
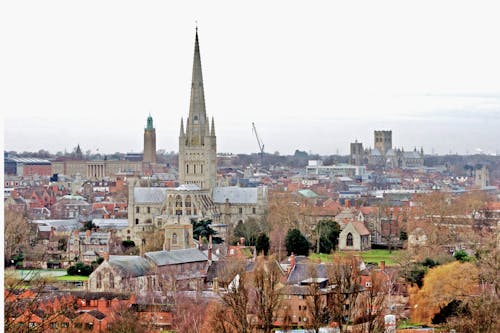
[285,228,310,256]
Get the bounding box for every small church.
[123,29,268,250]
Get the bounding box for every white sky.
[2,0,500,155]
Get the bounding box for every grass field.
[56,275,89,282]
[309,249,401,266]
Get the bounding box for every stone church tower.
[143,115,157,164]
[178,29,217,190]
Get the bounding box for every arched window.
[172,233,178,245]
[186,164,189,174]
[185,195,192,215]
[96,272,102,289]
[347,233,354,247]
[194,165,196,174]
[175,195,183,215]
[109,272,114,289]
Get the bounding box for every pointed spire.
[180,118,185,137]
[189,28,206,119]
[205,116,210,136]
[146,114,154,130]
[211,117,215,136]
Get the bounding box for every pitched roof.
[108,256,152,277]
[145,248,207,266]
[212,187,258,204]
[351,221,370,236]
[134,187,168,204]
[287,262,328,285]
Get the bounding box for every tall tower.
[143,114,157,163]
[374,130,392,155]
[178,28,217,190]
[350,140,364,165]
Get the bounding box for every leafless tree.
[252,255,282,333]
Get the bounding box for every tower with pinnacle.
[178,28,217,190]
[143,114,157,164]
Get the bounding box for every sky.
[2,0,500,156]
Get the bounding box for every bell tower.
[143,114,157,164]
[178,28,217,190]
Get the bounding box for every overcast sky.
[2,1,500,156]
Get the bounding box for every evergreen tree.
[285,229,310,256]
[255,233,270,256]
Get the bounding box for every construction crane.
[252,122,264,167]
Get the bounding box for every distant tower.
[143,114,157,163]
[374,130,392,155]
[75,144,83,160]
[178,28,217,190]
[350,140,364,165]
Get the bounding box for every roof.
[351,221,371,236]
[31,219,80,231]
[144,248,207,266]
[212,186,259,204]
[108,256,152,277]
[297,189,318,198]
[6,157,51,164]
[287,262,328,285]
[134,187,168,204]
[92,219,128,229]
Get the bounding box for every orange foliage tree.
[409,261,478,324]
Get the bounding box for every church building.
[125,29,268,249]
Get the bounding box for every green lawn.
[56,275,89,282]
[309,249,401,266]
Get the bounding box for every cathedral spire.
[189,28,206,120]
[211,116,215,136]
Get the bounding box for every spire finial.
[195,20,198,33]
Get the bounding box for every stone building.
[67,229,111,264]
[178,29,217,191]
[338,221,371,251]
[143,114,157,164]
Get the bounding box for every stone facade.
[339,221,371,251]
[143,115,157,164]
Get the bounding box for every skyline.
[2,1,500,156]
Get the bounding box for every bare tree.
[357,270,389,333]
[4,208,29,264]
[173,293,207,333]
[327,254,362,333]
[252,255,282,333]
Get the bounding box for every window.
[347,233,353,247]
[135,218,139,225]
[194,165,196,174]
[186,164,189,174]
[172,233,178,245]
[109,272,114,289]
[50,322,58,329]
[147,206,150,214]
[239,207,243,214]
[136,207,139,213]
[96,272,102,289]
[252,207,256,214]
[185,195,192,215]
[85,322,94,330]
[175,195,183,215]
[61,323,69,328]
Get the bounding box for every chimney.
[209,234,213,247]
[240,237,245,247]
[345,200,350,208]
[380,260,385,271]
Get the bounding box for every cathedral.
[125,29,268,249]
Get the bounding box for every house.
[67,229,111,264]
[339,221,371,251]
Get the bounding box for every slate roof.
[87,310,106,320]
[31,219,80,231]
[108,256,153,277]
[144,248,207,266]
[92,219,128,229]
[134,188,168,204]
[212,186,259,204]
[287,262,329,285]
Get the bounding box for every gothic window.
[347,233,354,247]
[109,272,114,289]
[194,165,196,174]
[201,164,203,173]
[135,218,139,225]
[175,195,183,215]
[186,164,189,174]
[172,233,178,245]
[96,272,102,289]
[252,207,256,214]
[136,207,139,213]
[239,207,243,214]
[147,207,150,214]
[185,195,192,215]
